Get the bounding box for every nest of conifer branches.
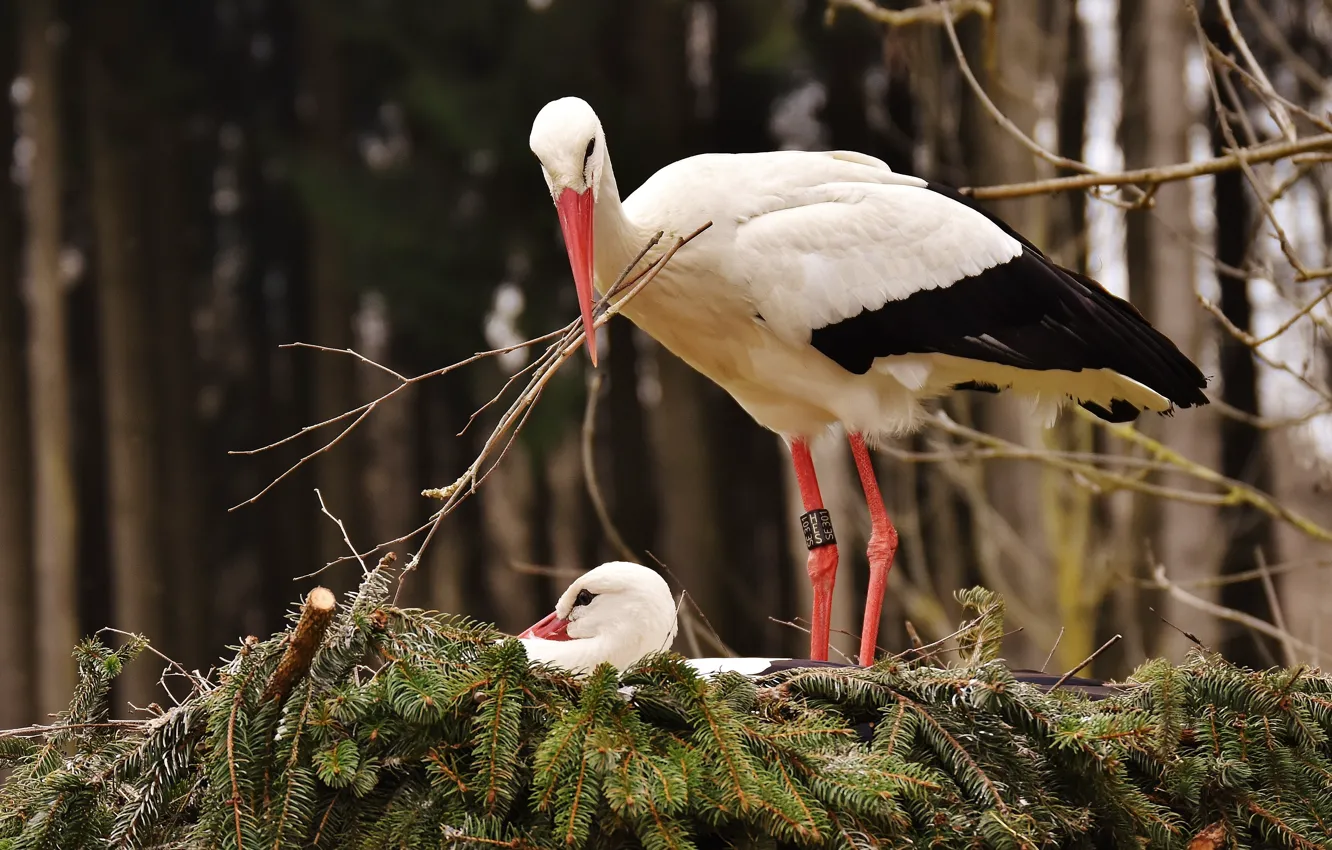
[2,555,1331,850]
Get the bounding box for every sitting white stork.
[517,561,679,675]
[516,561,1120,701]
[528,97,1209,665]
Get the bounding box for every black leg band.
[800,509,836,550]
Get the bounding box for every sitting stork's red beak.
[555,187,598,366]
[519,610,573,641]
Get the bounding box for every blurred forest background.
[3,0,1332,726]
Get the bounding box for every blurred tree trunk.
[959,0,1058,666]
[644,348,724,622]
[300,0,363,585]
[545,425,589,590]
[810,8,880,159]
[152,108,205,672]
[20,0,79,716]
[479,376,536,629]
[421,386,464,615]
[1212,160,1276,665]
[242,4,315,640]
[605,321,657,558]
[1119,0,1223,659]
[1203,6,1277,666]
[85,2,166,708]
[0,2,35,727]
[359,305,416,565]
[1268,431,1332,659]
[424,376,488,620]
[619,0,732,621]
[1043,0,1099,672]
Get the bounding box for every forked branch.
[232,224,711,576]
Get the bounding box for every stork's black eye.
[583,138,596,165]
[574,589,596,608]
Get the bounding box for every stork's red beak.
[555,187,598,366]
[518,610,573,641]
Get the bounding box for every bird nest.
[2,557,1330,850]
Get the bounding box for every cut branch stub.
[260,586,337,703]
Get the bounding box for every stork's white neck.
[591,148,650,297]
[520,634,619,676]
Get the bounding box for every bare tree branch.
[962,133,1332,200]
[1149,564,1320,658]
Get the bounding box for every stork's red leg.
[848,432,898,665]
[789,438,838,662]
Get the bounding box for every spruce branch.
[5,610,1332,847]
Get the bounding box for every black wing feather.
[808,183,1209,421]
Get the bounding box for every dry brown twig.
[581,370,638,563]
[1190,7,1306,278]
[1142,555,1332,590]
[97,626,209,699]
[1052,634,1121,690]
[767,617,858,664]
[644,551,737,658]
[1195,294,1332,406]
[1149,562,1322,658]
[314,488,368,575]
[235,224,711,583]
[841,0,1332,220]
[1255,549,1297,667]
[403,224,711,572]
[934,0,1115,182]
[923,410,1332,545]
[1215,0,1295,141]
[1041,627,1064,674]
[226,325,568,509]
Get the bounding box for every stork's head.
[530,97,606,366]
[518,561,677,675]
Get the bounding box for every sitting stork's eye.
[583,138,596,165]
[574,589,596,608]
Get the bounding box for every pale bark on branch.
[260,587,337,704]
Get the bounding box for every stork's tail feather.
[1079,398,1143,423]
[918,183,1211,420]
[1060,267,1210,417]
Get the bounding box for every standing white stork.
[528,97,1208,665]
